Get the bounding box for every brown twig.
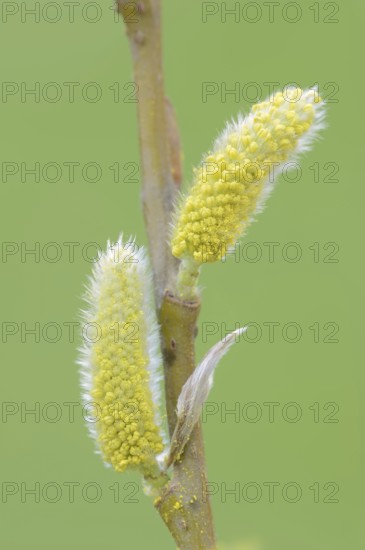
[156,293,216,549]
[117,0,179,302]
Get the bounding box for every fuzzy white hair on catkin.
[214,86,326,244]
[77,235,167,466]
[256,87,326,214]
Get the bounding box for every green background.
[0,1,362,548]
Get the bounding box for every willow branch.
[117,0,179,302]
[156,293,216,549]
[118,2,216,548]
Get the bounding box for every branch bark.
[156,293,216,549]
[117,0,179,302]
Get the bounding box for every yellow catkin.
[171,87,324,264]
[80,238,164,476]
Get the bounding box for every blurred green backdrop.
[0,1,362,548]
